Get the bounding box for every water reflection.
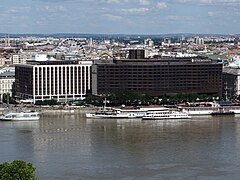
[0,121,39,129]
[0,120,38,163]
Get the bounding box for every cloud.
[166,15,193,21]
[101,0,120,3]
[6,6,31,14]
[139,0,150,5]
[207,11,238,19]
[102,14,122,21]
[44,5,66,13]
[207,11,226,18]
[156,2,168,9]
[122,8,149,14]
[207,11,216,17]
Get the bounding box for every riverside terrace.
[92,57,223,97]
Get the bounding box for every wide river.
[1,113,240,179]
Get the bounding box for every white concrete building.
[0,57,6,66]
[15,59,92,103]
[0,70,15,101]
[223,59,240,99]
[11,52,32,65]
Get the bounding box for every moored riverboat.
[142,110,191,120]
[179,106,240,116]
[177,101,240,116]
[0,111,40,121]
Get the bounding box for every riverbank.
[40,106,97,115]
[0,105,98,115]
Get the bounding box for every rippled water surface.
[1,114,240,179]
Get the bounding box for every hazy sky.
[0,0,239,34]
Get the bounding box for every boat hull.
[0,117,40,121]
[86,113,133,119]
[211,111,235,116]
[142,115,191,120]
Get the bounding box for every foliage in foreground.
[0,160,36,180]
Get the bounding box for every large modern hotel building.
[92,57,223,97]
[15,60,92,103]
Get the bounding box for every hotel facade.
[92,58,223,97]
[15,60,92,103]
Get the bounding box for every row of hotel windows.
[18,85,89,94]
[36,74,89,78]
[0,90,12,94]
[98,79,222,84]
[35,66,91,71]
[97,70,222,74]
[98,83,220,88]
[98,71,221,74]
[98,66,221,70]
[98,87,216,92]
[0,84,13,88]
[98,75,217,79]
[112,77,221,81]
[99,71,221,75]
[0,80,14,83]
[35,71,88,76]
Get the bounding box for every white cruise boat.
[0,111,40,121]
[178,102,220,116]
[86,106,168,119]
[178,106,240,116]
[142,110,191,120]
[178,106,218,116]
[177,100,240,116]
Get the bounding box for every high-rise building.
[128,49,146,59]
[15,60,92,103]
[194,36,204,45]
[92,57,223,97]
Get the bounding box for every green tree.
[0,160,36,180]
[114,90,143,106]
[2,93,10,104]
[35,99,58,106]
[85,95,103,106]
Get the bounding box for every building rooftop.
[95,57,219,66]
[15,59,93,66]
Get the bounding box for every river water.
[1,114,240,179]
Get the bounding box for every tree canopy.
[0,160,36,180]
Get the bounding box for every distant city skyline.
[0,0,240,35]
